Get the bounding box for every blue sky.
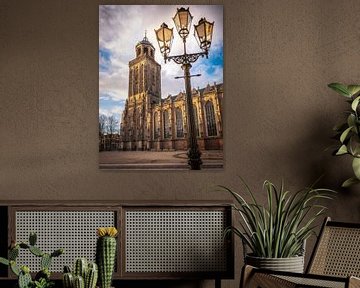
[99,5,223,122]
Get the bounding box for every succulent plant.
[62,259,98,288]
[96,227,118,288]
[328,82,360,187]
[0,232,63,288]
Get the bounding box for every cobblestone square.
[99,150,223,170]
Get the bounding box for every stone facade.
[120,36,223,151]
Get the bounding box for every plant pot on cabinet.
[245,254,305,273]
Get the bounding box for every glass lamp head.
[194,17,214,52]
[155,22,174,58]
[173,7,193,39]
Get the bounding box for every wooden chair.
[241,217,360,288]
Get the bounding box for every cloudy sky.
[99,5,223,122]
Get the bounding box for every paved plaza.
[99,150,223,170]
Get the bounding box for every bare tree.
[107,115,119,135]
[99,114,107,135]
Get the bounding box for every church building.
[120,35,223,151]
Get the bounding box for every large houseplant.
[328,83,360,187]
[221,179,334,272]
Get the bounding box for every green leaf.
[328,83,351,97]
[349,136,360,157]
[351,96,360,111]
[342,177,360,188]
[336,144,348,155]
[347,114,356,128]
[29,232,37,246]
[0,257,9,266]
[352,157,360,179]
[347,85,360,97]
[340,126,353,143]
[10,261,20,276]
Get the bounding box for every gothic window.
[176,108,184,138]
[193,105,199,137]
[129,69,133,95]
[163,110,170,139]
[134,67,138,95]
[152,68,156,87]
[137,110,142,138]
[144,47,148,56]
[139,64,143,93]
[154,112,159,139]
[205,101,217,136]
[137,47,141,57]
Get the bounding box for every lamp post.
[155,7,214,170]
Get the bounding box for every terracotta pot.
[245,254,304,273]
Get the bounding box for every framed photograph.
[99,5,223,170]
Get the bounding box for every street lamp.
[155,7,214,170]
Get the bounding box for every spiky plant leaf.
[342,177,360,187]
[220,179,335,258]
[328,83,351,97]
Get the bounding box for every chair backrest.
[307,217,360,277]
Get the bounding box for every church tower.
[128,33,161,102]
[121,33,161,150]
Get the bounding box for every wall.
[1,0,360,287]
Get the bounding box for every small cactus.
[29,232,37,246]
[29,245,44,257]
[0,232,63,288]
[74,258,88,279]
[63,259,98,288]
[9,246,19,260]
[63,272,74,288]
[35,268,50,282]
[74,275,85,288]
[96,227,118,288]
[85,263,98,288]
[18,269,32,288]
[51,248,64,258]
[41,253,52,270]
[10,260,20,276]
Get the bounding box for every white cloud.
[99,5,223,118]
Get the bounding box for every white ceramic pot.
[245,254,305,273]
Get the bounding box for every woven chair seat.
[241,218,360,288]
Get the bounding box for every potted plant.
[328,83,360,187]
[62,258,98,288]
[221,179,334,273]
[0,232,63,288]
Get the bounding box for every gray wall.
[1,0,360,287]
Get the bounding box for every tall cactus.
[96,227,118,288]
